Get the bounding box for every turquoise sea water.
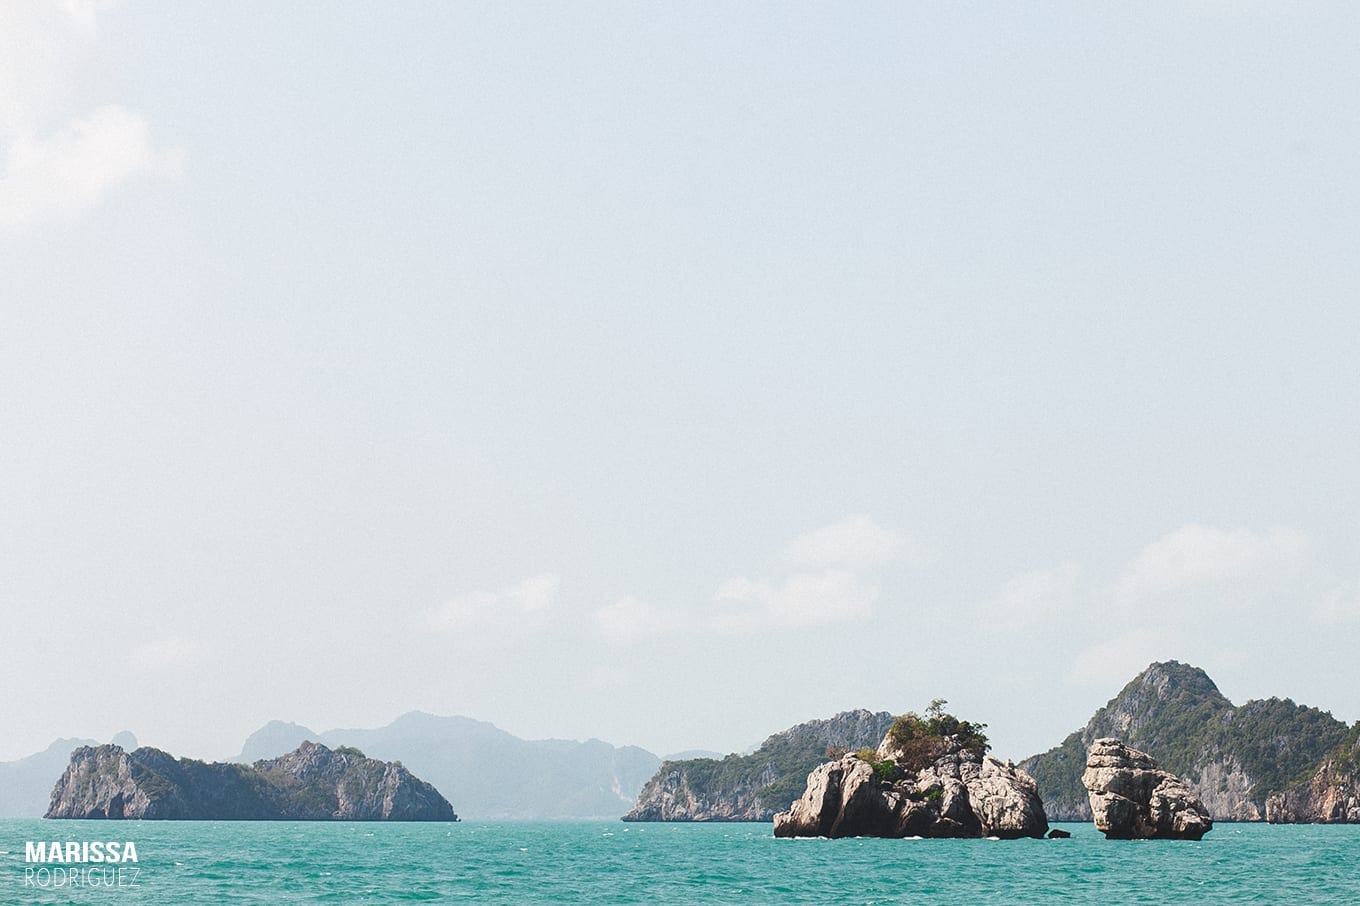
[3,820,1358,904]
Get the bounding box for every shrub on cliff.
[886,700,989,772]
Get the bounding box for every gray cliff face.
[45,745,157,819]
[623,709,895,822]
[45,741,456,821]
[1266,734,1360,823]
[253,742,455,820]
[623,762,779,821]
[1081,738,1212,840]
[773,737,1048,839]
[1192,757,1260,821]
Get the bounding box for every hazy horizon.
[4,3,1358,765]
[5,655,1337,767]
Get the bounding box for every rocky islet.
[1081,738,1213,840]
[773,712,1049,839]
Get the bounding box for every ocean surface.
[3,819,1358,904]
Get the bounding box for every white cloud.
[593,596,684,643]
[714,569,877,630]
[0,1,182,228]
[598,565,881,643]
[782,514,911,570]
[704,516,904,633]
[424,574,560,633]
[506,574,559,613]
[982,561,1079,629]
[1056,524,1317,688]
[60,0,116,32]
[0,105,183,226]
[1114,524,1310,606]
[986,524,1316,687]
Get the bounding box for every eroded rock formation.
[772,735,1047,839]
[1081,738,1212,840]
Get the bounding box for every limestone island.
[773,703,1048,839]
[45,741,457,821]
[1267,726,1360,823]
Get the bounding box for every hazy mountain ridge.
[0,733,138,818]
[623,709,897,822]
[0,738,96,817]
[238,711,661,819]
[1020,661,1349,821]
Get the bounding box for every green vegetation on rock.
[1203,697,1351,798]
[1021,661,1348,821]
[623,710,896,822]
[851,700,991,783]
[884,700,990,771]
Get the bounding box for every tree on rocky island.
[774,703,1046,839]
[878,700,990,773]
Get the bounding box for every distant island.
[1020,661,1351,822]
[623,710,896,822]
[45,741,456,821]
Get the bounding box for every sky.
[2,1,1359,765]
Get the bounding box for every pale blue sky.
[2,1,1358,762]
